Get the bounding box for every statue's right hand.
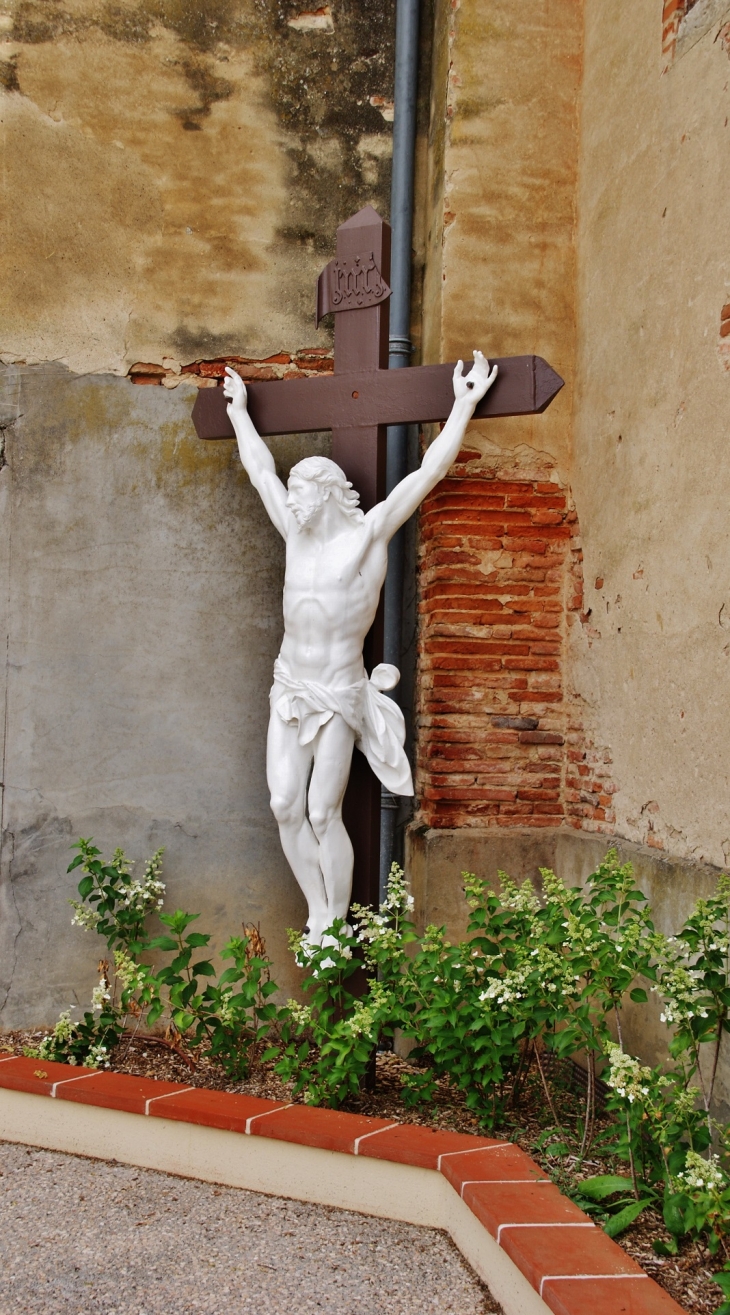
[223,366,248,413]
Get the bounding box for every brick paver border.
[0,1056,686,1315]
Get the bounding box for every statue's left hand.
[452,350,498,404]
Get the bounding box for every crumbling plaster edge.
[0,1086,548,1315]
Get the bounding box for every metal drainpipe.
[379,0,420,905]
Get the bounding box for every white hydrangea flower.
[605,1042,653,1104]
[677,1150,726,1193]
[87,1042,111,1069]
[69,901,102,931]
[91,978,111,1013]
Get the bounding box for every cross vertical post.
[330,207,391,912]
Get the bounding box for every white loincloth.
[271,657,414,797]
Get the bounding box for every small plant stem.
[708,1011,726,1119]
[120,1013,144,1061]
[614,1002,624,1051]
[580,1051,596,1157]
[626,1109,640,1200]
[660,1143,670,1186]
[534,1043,563,1134]
[693,1037,711,1117]
[511,1038,533,1108]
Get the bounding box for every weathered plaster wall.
[0,0,401,1023]
[420,0,581,472]
[0,365,335,1025]
[571,0,730,867]
[0,0,396,373]
[413,0,587,837]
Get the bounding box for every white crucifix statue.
[222,352,497,945]
[190,207,563,945]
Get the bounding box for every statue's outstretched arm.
[369,350,498,542]
[223,368,290,538]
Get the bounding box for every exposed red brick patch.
[415,459,615,832]
[662,0,701,66]
[415,454,618,834]
[128,350,334,388]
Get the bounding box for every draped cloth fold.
[271,657,414,796]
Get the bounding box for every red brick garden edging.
[0,1055,685,1314]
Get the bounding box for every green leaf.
[185,932,211,948]
[579,1175,635,1201]
[160,910,200,933]
[68,854,85,872]
[713,1272,730,1297]
[541,1141,570,1158]
[147,1000,163,1026]
[630,988,648,1003]
[77,875,94,899]
[173,1010,196,1031]
[663,1193,690,1237]
[191,960,216,977]
[604,1199,651,1237]
[652,1239,676,1257]
[148,936,178,951]
[217,967,242,987]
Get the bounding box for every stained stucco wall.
[0,0,400,1025]
[411,1,588,842]
[0,367,335,1020]
[0,0,397,372]
[571,0,730,868]
[421,0,581,472]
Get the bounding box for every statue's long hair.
[288,456,364,523]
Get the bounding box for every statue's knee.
[308,803,338,840]
[270,791,301,828]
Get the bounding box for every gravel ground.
[0,1142,500,1315]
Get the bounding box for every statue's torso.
[279,521,387,687]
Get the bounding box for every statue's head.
[286,456,364,529]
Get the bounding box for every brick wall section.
[129,350,334,388]
[415,451,617,834]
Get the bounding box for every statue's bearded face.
[286,474,327,528]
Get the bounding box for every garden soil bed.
[2,1029,725,1315]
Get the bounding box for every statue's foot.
[302,918,327,948]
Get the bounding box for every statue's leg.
[266,705,327,936]
[308,714,357,928]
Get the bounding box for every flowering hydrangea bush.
[68,840,165,952]
[28,841,285,1079]
[32,837,730,1285]
[275,919,400,1107]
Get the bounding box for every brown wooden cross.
[191,205,564,911]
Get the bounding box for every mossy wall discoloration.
[0,0,396,373]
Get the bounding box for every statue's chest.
[284,543,374,607]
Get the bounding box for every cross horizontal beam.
[191,355,564,441]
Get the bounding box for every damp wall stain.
[0,362,331,1025]
[0,0,396,373]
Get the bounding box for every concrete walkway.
[0,1142,499,1314]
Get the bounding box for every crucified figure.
[224,350,498,945]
